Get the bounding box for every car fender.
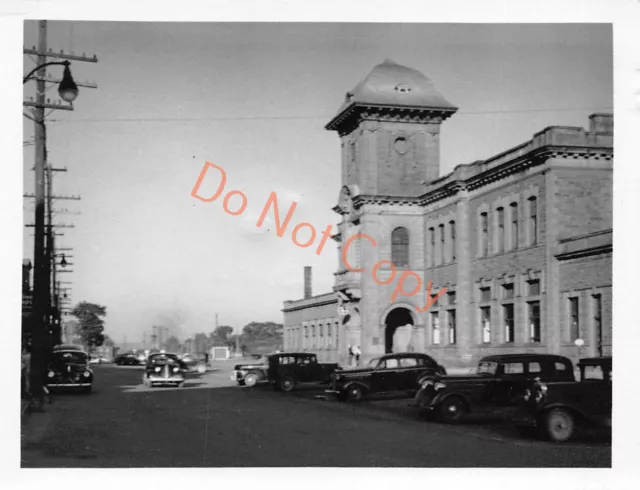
[538,402,588,424]
[343,380,370,394]
[432,389,471,409]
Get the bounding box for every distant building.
[283,60,612,368]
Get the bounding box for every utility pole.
[24,20,97,410]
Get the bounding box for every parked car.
[47,345,93,394]
[326,352,446,402]
[180,353,208,373]
[114,353,145,366]
[512,356,612,442]
[232,352,340,391]
[414,353,575,423]
[142,352,187,388]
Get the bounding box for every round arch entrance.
[384,307,414,354]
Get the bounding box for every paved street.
[21,361,610,467]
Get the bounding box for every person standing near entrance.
[347,345,354,368]
[353,345,361,367]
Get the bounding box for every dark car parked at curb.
[142,352,187,388]
[414,354,575,423]
[512,356,612,442]
[232,352,341,391]
[47,345,93,394]
[326,352,447,402]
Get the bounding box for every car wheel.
[278,375,296,392]
[196,364,206,374]
[544,408,575,442]
[439,396,467,423]
[244,373,259,387]
[346,384,364,402]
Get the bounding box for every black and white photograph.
[2,0,639,486]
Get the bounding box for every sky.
[21,22,613,345]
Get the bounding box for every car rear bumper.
[48,383,91,387]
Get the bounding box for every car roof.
[268,352,315,357]
[373,352,435,360]
[578,356,612,367]
[479,353,572,363]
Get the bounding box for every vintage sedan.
[512,356,612,442]
[47,346,93,394]
[232,352,340,391]
[180,353,208,373]
[142,352,187,388]
[326,352,446,402]
[414,353,575,423]
[114,353,145,366]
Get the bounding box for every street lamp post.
[25,20,80,410]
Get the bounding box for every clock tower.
[325,59,457,197]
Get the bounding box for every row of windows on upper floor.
[388,197,539,269]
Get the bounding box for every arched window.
[391,227,409,268]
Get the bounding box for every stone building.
[282,59,612,369]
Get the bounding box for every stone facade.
[282,60,612,369]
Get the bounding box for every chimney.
[304,266,312,299]
[589,113,613,134]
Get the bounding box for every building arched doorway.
[384,307,414,354]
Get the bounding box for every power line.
[47,107,613,124]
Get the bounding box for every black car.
[232,352,340,391]
[512,356,612,442]
[326,352,446,402]
[114,353,145,366]
[414,353,575,423]
[142,352,187,388]
[46,346,93,394]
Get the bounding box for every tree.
[210,325,233,345]
[163,335,181,353]
[71,302,107,353]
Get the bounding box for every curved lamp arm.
[23,60,70,84]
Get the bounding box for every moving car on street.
[180,353,208,373]
[47,345,93,394]
[232,352,340,391]
[414,353,575,423]
[326,352,446,402]
[143,352,187,388]
[114,352,145,366]
[512,356,612,442]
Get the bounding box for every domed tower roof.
[326,59,457,132]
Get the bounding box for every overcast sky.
[21,22,612,344]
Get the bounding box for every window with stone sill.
[502,283,514,300]
[528,197,538,246]
[481,306,491,343]
[510,202,519,250]
[431,311,441,345]
[569,297,580,340]
[449,220,456,262]
[480,286,491,303]
[480,212,489,257]
[527,279,540,296]
[447,309,457,344]
[429,227,436,266]
[392,227,410,268]
[504,303,515,343]
[529,301,541,343]
[439,224,445,265]
[497,207,505,253]
[447,291,456,305]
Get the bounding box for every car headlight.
[154,366,161,373]
[172,367,179,373]
[48,371,54,378]
[83,371,91,378]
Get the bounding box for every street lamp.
[24,54,80,411]
[23,60,79,102]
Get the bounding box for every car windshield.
[55,352,87,364]
[367,357,381,369]
[477,361,498,375]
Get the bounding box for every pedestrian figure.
[347,345,354,368]
[353,345,361,367]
